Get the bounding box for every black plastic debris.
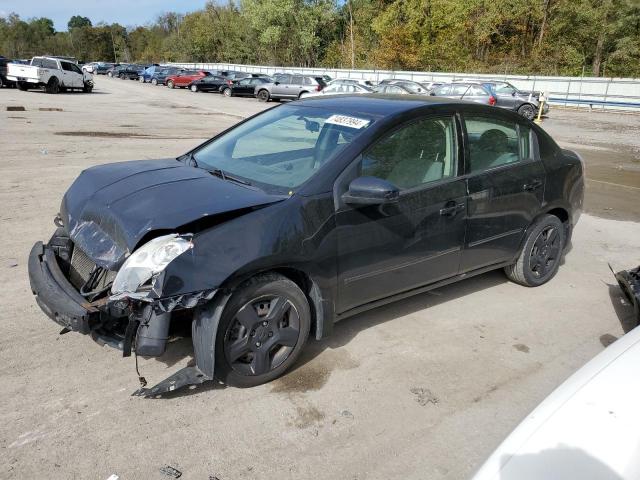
[160,465,182,478]
[612,265,640,325]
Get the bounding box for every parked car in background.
[139,65,164,83]
[431,82,497,106]
[329,78,375,88]
[167,70,210,89]
[28,95,583,395]
[255,74,326,101]
[480,80,549,120]
[94,62,114,75]
[82,62,98,74]
[6,56,93,93]
[150,67,183,86]
[220,76,272,97]
[378,79,429,94]
[300,82,373,98]
[187,75,228,93]
[106,64,125,77]
[0,56,16,88]
[118,65,144,80]
[373,83,414,95]
[472,324,640,480]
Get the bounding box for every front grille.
[69,245,117,292]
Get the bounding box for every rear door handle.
[440,202,466,217]
[523,179,543,191]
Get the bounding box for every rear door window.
[291,75,303,85]
[433,85,451,96]
[451,84,470,96]
[465,116,524,173]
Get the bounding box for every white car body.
[472,325,640,480]
[300,83,372,98]
[7,56,92,91]
[82,62,97,73]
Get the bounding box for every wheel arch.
[217,266,333,342]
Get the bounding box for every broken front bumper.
[28,241,98,334]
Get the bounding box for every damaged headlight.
[111,234,193,295]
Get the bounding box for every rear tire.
[139,76,145,83]
[45,77,60,94]
[504,214,565,287]
[167,80,175,89]
[215,273,310,388]
[518,103,536,120]
[190,84,198,92]
[257,89,270,102]
[17,81,29,91]
[151,78,158,86]
[222,87,232,97]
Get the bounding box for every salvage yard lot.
[1,77,639,479]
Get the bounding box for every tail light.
[489,95,496,106]
[315,85,322,91]
[226,80,233,85]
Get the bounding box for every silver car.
[430,82,496,106]
[255,74,327,102]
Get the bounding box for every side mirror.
[342,176,400,206]
[274,81,280,85]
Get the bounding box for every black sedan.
[188,75,227,93]
[220,76,272,97]
[28,96,584,395]
[118,65,144,80]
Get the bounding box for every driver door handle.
[523,179,543,191]
[440,202,466,217]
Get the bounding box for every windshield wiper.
[180,152,252,186]
[209,168,252,186]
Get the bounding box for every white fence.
[170,62,640,111]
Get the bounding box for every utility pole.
[348,0,355,69]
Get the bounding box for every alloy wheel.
[223,295,300,376]
[528,226,561,278]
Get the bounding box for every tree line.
[1,0,639,78]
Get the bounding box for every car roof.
[297,94,474,117]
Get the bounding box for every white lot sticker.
[325,114,370,129]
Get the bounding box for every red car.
[166,70,210,89]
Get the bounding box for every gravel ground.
[1,77,639,480]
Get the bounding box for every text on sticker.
[325,115,370,129]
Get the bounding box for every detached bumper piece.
[28,241,98,334]
[613,265,640,325]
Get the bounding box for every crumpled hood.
[61,159,285,270]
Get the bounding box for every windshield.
[192,105,373,193]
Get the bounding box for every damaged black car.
[28,95,584,395]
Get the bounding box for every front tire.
[151,78,158,86]
[190,84,198,92]
[167,80,175,89]
[222,87,232,97]
[504,214,565,287]
[518,103,536,120]
[215,273,311,388]
[83,81,93,93]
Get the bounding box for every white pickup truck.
[7,56,93,94]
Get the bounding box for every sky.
[0,0,208,31]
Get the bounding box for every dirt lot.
[1,78,639,480]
